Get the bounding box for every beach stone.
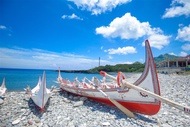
[35,123,43,127]
[28,119,33,125]
[73,101,84,107]
[0,98,4,104]
[48,121,55,127]
[102,122,111,126]
[12,119,20,125]
[63,98,71,103]
[110,109,115,113]
[78,123,87,127]
[21,116,26,121]
[21,109,26,112]
[34,118,40,123]
[73,96,80,100]
[80,97,88,101]
[68,95,73,99]
[0,123,6,127]
[68,120,75,127]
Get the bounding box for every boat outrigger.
[57,40,190,117]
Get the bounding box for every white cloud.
[96,13,171,49]
[176,24,190,42]
[0,25,6,29]
[68,4,74,10]
[104,46,137,55]
[169,52,177,56]
[145,34,171,50]
[182,43,190,51]
[96,13,150,39]
[62,13,83,20]
[162,0,190,18]
[0,47,110,70]
[179,51,188,56]
[68,0,131,15]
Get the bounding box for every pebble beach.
[0,73,190,127]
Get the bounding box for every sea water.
[0,68,102,91]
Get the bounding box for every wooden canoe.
[0,78,7,97]
[57,40,161,115]
[30,71,51,111]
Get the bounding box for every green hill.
[154,53,180,64]
[88,62,145,73]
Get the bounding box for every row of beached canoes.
[1,40,190,118]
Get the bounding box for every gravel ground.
[0,73,190,127]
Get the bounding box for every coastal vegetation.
[88,62,144,73]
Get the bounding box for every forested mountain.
[154,53,180,64]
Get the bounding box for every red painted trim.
[88,96,160,115]
[100,71,106,77]
[117,72,126,87]
[60,88,159,115]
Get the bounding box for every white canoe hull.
[31,71,51,111]
[0,78,6,97]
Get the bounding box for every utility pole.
[99,57,100,67]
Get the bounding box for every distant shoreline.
[54,70,98,74]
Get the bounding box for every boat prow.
[31,71,51,111]
[0,78,7,97]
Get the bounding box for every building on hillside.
[157,55,190,74]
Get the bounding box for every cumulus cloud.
[0,47,109,70]
[62,13,83,20]
[169,52,177,56]
[68,0,131,15]
[179,51,188,56]
[182,43,190,51]
[176,24,190,42]
[96,13,171,49]
[104,46,137,55]
[162,0,190,18]
[144,34,171,49]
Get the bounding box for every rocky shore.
[0,73,190,127]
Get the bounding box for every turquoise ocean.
[0,68,102,92]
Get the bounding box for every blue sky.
[0,0,190,70]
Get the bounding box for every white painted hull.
[31,72,51,110]
[0,78,6,97]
